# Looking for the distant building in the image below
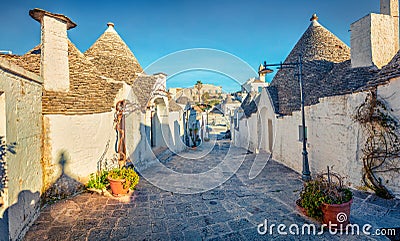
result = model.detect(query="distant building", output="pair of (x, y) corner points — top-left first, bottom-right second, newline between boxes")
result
(169, 83), (223, 104)
(241, 64), (271, 93)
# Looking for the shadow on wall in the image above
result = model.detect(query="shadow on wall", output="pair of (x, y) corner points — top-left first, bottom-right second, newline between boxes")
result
(42, 151), (84, 205)
(0, 190), (40, 241)
(1, 137), (16, 209)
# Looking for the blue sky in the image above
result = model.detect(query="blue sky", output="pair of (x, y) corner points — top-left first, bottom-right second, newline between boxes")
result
(1, 0), (378, 92)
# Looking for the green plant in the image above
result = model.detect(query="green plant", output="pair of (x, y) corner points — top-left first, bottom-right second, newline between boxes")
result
(86, 170), (109, 190)
(299, 171), (353, 219)
(108, 167), (139, 190)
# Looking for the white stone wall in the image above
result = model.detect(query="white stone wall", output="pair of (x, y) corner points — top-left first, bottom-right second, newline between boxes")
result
(130, 105), (186, 171)
(376, 77), (400, 195)
(168, 111), (186, 153)
(41, 15), (70, 91)
(44, 112), (118, 183)
(381, 0), (399, 52)
(0, 58), (43, 240)
(274, 93), (367, 188)
(234, 89), (276, 153)
(235, 115), (259, 152)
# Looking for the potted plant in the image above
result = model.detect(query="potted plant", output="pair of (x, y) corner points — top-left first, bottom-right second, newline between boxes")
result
(297, 168), (353, 229)
(86, 169), (109, 193)
(107, 167), (140, 196)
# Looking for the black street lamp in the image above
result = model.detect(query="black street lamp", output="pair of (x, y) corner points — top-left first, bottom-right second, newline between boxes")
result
(263, 55), (311, 181)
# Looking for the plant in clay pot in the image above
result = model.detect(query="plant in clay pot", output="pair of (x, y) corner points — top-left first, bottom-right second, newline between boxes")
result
(297, 167), (353, 229)
(107, 167), (139, 196)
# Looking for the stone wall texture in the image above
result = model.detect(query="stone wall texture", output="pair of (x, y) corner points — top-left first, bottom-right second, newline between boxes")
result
(0, 58), (43, 240)
(351, 13), (396, 69)
(43, 112), (118, 185)
(376, 77), (400, 195)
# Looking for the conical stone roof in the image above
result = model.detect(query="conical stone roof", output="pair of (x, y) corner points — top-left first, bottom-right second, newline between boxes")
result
(85, 23), (143, 85)
(268, 15), (351, 115)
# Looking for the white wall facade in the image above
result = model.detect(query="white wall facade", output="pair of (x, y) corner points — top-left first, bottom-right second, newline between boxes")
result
(43, 112), (118, 184)
(376, 77), (400, 195)
(273, 93), (367, 187)
(0, 58), (43, 240)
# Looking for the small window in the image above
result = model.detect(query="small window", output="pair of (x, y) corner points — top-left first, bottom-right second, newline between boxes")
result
(258, 87), (263, 93)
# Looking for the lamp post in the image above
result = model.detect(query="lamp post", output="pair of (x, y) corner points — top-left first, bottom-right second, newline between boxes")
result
(263, 55), (311, 181)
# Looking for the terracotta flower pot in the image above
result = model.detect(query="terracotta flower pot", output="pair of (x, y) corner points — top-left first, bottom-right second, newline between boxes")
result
(296, 199), (307, 216)
(321, 199), (352, 230)
(108, 177), (130, 196)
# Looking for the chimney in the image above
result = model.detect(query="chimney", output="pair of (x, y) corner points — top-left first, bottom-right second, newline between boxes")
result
(350, 0), (399, 69)
(29, 9), (77, 92)
(381, 0), (399, 52)
(258, 64), (266, 82)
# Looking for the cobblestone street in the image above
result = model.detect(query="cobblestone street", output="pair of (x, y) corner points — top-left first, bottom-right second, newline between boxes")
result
(24, 141), (400, 240)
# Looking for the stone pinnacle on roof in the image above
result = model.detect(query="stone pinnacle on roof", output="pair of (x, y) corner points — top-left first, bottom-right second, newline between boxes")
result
(106, 22), (117, 33)
(84, 22), (143, 85)
(310, 13), (318, 22)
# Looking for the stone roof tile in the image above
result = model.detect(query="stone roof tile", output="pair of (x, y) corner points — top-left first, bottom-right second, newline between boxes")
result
(368, 50), (400, 87)
(84, 23), (143, 85)
(0, 46), (41, 75)
(169, 98), (182, 112)
(240, 92), (258, 117)
(131, 75), (157, 111)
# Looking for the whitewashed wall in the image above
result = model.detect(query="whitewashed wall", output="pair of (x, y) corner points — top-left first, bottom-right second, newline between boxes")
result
(0, 59), (43, 240)
(234, 89), (276, 153)
(44, 112), (118, 183)
(168, 111), (186, 153)
(273, 93), (367, 188)
(376, 77), (400, 195)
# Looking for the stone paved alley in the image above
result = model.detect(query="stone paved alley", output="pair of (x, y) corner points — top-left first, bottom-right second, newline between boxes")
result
(24, 140), (400, 240)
